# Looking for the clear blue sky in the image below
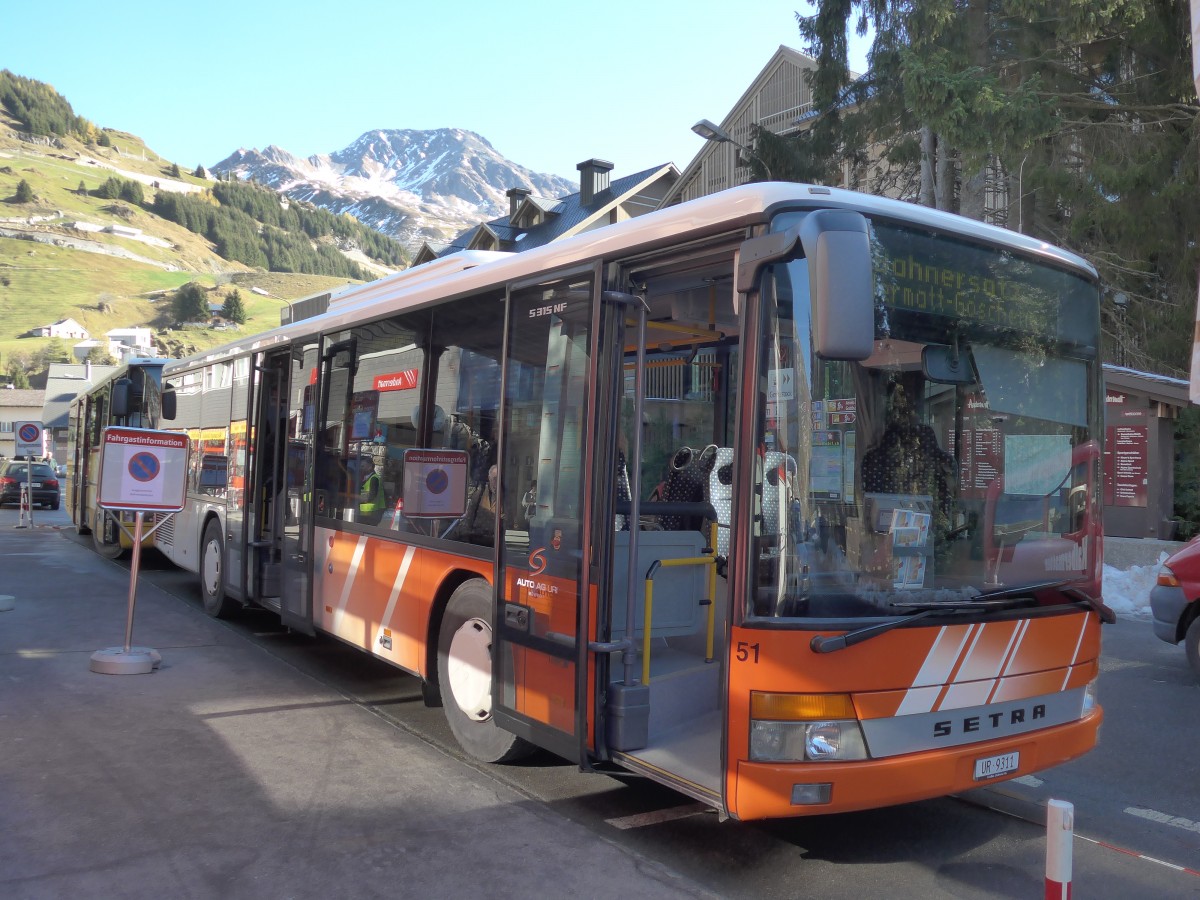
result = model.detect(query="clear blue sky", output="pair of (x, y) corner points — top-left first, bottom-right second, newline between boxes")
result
(4, 1), (869, 182)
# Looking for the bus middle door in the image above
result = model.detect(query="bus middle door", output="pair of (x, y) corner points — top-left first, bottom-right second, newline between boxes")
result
(491, 273), (598, 763)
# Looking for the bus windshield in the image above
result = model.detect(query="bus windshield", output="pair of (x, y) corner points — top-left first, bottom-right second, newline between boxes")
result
(750, 212), (1103, 620)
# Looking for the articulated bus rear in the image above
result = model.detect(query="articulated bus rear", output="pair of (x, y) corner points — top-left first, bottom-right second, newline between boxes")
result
(67, 359), (169, 558)
(155, 184), (1105, 820)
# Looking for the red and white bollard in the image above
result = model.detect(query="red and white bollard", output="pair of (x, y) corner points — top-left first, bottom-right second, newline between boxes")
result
(1045, 798), (1074, 899)
(15, 483), (31, 529)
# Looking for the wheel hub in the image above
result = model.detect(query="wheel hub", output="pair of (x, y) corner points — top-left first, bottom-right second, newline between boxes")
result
(447, 617), (493, 721)
(203, 539), (221, 595)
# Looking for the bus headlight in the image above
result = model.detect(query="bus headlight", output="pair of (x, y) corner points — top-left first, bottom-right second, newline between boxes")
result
(1082, 678), (1099, 715)
(749, 692), (869, 762)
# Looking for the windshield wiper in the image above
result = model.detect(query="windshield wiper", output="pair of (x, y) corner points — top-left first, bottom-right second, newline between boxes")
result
(810, 597), (1035, 654)
(976, 578), (1116, 624)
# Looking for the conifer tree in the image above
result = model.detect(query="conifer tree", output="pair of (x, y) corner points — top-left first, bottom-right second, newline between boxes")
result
(14, 179), (33, 202)
(220, 288), (247, 325)
(795, 0), (1200, 374)
(6, 361), (30, 389)
(172, 282), (210, 323)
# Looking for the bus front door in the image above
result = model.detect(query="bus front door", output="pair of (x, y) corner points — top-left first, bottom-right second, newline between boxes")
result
(491, 274), (598, 763)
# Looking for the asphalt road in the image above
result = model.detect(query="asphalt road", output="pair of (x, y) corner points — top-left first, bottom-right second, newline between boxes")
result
(20, 504), (1200, 898)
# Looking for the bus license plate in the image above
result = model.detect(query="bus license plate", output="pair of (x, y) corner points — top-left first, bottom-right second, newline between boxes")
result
(974, 751), (1019, 780)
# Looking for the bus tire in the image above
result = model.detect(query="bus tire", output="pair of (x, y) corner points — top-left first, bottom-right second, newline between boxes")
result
(201, 519), (236, 619)
(1185, 616), (1200, 679)
(437, 579), (534, 763)
(92, 509), (123, 559)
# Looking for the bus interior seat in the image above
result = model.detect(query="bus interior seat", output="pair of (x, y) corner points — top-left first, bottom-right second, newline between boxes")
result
(657, 444), (718, 531)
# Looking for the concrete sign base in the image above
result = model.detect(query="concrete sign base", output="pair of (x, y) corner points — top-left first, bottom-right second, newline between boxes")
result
(90, 647), (162, 675)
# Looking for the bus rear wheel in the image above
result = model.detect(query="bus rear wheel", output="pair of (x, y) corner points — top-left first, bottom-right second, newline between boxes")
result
(437, 579), (534, 763)
(92, 509), (123, 559)
(201, 519), (237, 619)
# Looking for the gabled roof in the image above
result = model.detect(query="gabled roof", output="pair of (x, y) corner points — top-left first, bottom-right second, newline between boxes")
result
(0, 389), (46, 409)
(414, 163), (678, 264)
(42, 363), (118, 428)
(411, 241), (450, 266)
(662, 45), (830, 207)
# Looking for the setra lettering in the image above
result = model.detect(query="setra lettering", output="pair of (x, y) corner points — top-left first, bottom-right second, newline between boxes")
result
(933, 704), (1046, 738)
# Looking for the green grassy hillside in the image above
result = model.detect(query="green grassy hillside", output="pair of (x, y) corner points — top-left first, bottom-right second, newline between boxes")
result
(0, 83), (396, 378)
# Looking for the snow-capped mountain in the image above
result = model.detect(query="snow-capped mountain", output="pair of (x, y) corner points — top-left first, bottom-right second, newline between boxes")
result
(211, 129), (577, 250)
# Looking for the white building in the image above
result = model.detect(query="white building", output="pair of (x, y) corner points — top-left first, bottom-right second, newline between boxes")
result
(104, 327), (155, 360)
(36, 318), (90, 340)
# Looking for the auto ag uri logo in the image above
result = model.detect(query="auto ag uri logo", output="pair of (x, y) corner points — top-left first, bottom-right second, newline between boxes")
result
(528, 547), (547, 575)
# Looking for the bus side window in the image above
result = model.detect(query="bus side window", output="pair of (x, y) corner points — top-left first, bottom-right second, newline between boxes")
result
(430, 291), (504, 547)
(317, 312), (428, 529)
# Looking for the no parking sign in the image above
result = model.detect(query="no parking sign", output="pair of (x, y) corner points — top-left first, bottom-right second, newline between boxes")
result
(98, 427), (189, 512)
(13, 420), (46, 457)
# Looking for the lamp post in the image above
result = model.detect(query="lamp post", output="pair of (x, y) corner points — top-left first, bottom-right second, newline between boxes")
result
(1112, 291), (1129, 367)
(692, 119), (773, 182)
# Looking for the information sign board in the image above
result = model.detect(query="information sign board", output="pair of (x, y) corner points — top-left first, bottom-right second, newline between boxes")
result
(98, 427), (190, 512)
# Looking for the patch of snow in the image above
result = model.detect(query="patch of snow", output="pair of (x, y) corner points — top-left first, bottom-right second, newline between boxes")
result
(1103, 553), (1168, 620)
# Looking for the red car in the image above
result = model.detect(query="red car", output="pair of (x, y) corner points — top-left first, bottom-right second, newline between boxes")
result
(1151, 537), (1200, 677)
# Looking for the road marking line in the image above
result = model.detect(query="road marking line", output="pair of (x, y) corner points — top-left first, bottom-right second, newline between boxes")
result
(1124, 806), (1200, 836)
(605, 802), (711, 830)
(1077, 834), (1200, 877)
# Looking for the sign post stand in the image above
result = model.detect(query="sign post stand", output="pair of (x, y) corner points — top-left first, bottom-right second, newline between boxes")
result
(89, 427), (189, 676)
(12, 421), (44, 530)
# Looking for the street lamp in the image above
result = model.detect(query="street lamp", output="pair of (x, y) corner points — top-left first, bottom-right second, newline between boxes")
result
(1111, 290), (1129, 367)
(691, 119), (773, 182)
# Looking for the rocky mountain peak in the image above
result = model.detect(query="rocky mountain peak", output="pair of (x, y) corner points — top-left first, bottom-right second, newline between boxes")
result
(211, 128), (577, 251)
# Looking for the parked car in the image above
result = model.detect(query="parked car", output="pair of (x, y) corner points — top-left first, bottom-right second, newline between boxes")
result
(0, 461), (60, 510)
(1150, 537), (1200, 677)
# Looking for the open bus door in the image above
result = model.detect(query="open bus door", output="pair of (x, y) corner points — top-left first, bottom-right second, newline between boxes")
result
(249, 345), (316, 634)
(490, 273), (598, 763)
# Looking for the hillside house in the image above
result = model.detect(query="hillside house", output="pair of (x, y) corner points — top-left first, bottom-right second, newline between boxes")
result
(71, 340), (105, 362)
(412, 159), (678, 265)
(35, 318), (90, 340)
(104, 327), (154, 360)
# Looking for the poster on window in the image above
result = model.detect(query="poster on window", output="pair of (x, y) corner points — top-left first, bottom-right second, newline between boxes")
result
(350, 390), (380, 442)
(402, 449), (469, 518)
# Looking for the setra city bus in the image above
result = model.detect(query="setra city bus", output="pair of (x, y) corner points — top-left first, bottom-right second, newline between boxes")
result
(155, 182), (1110, 819)
(66, 357), (172, 557)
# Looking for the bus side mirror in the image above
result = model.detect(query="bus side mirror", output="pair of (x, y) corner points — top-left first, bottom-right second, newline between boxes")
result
(799, 210), (874, 361)
(111, 378), (131, 418)
(161, 388), (177, 421)
(736, 211), (875, 361)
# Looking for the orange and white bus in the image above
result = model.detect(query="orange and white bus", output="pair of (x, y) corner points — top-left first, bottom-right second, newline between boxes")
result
(66, 358), (172, 558)
(156, 182), (1109, 819)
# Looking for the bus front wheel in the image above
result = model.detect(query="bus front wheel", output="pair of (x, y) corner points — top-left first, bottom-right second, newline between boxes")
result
(1185, 616), (1200, 679)
(437, 579), (533, 763)
(201, 519), (236, 619)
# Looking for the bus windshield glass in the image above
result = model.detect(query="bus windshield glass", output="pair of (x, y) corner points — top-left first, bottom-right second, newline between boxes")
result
(750, 212), (1102, 621)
